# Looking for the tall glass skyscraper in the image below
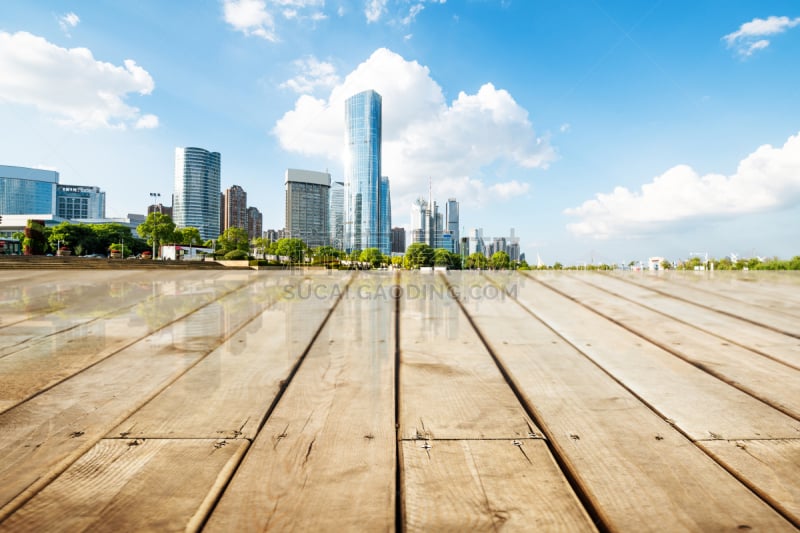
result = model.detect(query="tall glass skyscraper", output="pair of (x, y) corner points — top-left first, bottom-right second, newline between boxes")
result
(329, 181), (345, 250)
(173, 147), (221, 241)
(344, 90), (390, 255)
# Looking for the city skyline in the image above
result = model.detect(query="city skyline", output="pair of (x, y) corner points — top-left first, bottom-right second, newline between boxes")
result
(1, 2), (799, 264)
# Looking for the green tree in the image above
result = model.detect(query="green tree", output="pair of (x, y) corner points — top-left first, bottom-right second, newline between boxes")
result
(174, 227), (203, 246)
(465, 252), (488, 270)
(489, 251), (511, 270)
(391, 255), (404, 268)
(137, 213), (176, 258)
(433, 248), (462, 269)
(217, 227), (250, 254)
(252, 237), (271, 260)
(312, 246), (342, 266)
(553, 261), (564, 270)
(275, 238), (306, 263)
(359, 248), (384, 268)
(405, 243), (434, 269)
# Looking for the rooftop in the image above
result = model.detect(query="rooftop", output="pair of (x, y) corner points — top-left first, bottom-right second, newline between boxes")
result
(0, 269), (798, 531)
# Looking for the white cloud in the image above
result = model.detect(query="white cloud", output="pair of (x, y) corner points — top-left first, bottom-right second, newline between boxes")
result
(365, 0), (388, 23)
(222, 0), (326, 40)
(401, 4), (425, 25)
(273, 48), (552, 213)
(723, 15), (800, 57)
(565, 132), (800, 239)
(0, 31), (157, 130)
(223, 0), (277, 41)
(59, 12), (80, 36)
(280, 56), (340, 94)
(135, 114), (159, 129)
(560, 123), (570, 133)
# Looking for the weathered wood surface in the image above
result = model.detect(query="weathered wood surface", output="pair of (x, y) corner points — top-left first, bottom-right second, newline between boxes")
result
(458, 272), (797, 531)
(398, 272), (539, 440)
(0, 438), (249, 533)
(204, 275), (396, 532)
(618, 271), (800, 337)
(576, 272), (800, 370)
(0, 269), (798, 531)
(539, 272), (800, 419)
(400, 439), (596, 532)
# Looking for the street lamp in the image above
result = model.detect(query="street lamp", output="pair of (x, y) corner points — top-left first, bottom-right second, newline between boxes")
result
(149, 193), (161, 258)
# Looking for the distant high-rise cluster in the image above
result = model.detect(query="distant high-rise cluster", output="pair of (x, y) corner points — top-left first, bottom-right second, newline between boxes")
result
(344, 90), (391, 255)
(410, 195), (459, 253)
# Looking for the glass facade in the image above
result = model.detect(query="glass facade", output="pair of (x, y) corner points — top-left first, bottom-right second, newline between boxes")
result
(173, 147), (221, 241)
(0, 165), (58, 215)
(345, 90), (391, 254)
(329, 181), (345, 250)
(446, 198), (459, 254)
(379, 176), (391, 255)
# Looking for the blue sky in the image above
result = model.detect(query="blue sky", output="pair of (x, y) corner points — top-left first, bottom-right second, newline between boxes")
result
(1, 0), (799, 265)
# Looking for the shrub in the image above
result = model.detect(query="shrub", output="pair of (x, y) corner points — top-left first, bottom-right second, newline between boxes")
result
(223, 249), (249, 260)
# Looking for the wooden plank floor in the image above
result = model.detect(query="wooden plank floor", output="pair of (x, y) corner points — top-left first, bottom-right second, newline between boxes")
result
(0, 269), (798, 531)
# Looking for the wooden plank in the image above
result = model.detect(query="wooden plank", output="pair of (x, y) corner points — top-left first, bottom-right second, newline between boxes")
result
(0, 270), (220, 357)
(618, 271), (800, 337)
(0, 270), (131, 329)
(540, 273), (800, 419)
(401, 439), (597, 532)
(204, 275), (396, 532)
(453, 272), (796, 531)
(646, 271), (800, 313)
(0, 270), (149, 347)
(0, 272), (251, 413)
(0, 438), (248, 532)
(580, 272), (800, 370)
(699, 439), (800, 527)
(0, 277), (269, 520)
(111, 273), (349, 439)
(499, 272), (800, 441)
(398, 272), (539, 440)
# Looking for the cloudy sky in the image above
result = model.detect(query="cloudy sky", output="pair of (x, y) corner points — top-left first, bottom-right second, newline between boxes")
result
(1, 1), (798, 264)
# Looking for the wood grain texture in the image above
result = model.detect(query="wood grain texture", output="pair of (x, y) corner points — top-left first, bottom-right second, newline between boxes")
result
(401, 439), (597, 532)
(112, 274), (349, 439)
(0, 272), (251, 414)
(541, 273), (800, 419)
(699, 439), (800, 527)
(0, 277), (266, 520)
(618, 271), (800, 337)
(500, 272), (800, 441)
(456, 272), (796, 532)
(204, 275), (396, 532)
(579, 272), (800, 369)
(398, 272), (539, 440)
(0, 438), (248, 532)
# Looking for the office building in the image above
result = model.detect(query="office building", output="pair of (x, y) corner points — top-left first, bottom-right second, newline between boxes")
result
(223, 185), (247, 232)
(379, 176), (391, 254)
(329, 181), (345, 250)
(391, 227), (406, 253)
(0, 165), (58, 215)
(410, 197), (427, 245)
(173, 147), (221, 241)
(285, 169), (330, 249)
(344, 90), (390, 254)
(247, 206), (262, 240)
(56, 185), (105, 220)
(446, 198), (459, 254)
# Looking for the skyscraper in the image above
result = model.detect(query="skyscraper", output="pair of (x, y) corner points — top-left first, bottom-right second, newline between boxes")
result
(329, 181), (345, 250)
(379, 175), (391, 254)
(247, 206), (262, 240)
(344, 90), (390, 255)
(174, 147), (221, 241)
(223, 184), (247, 231)
(446, 198), (459, 254)
(285, 169), (330, 249)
